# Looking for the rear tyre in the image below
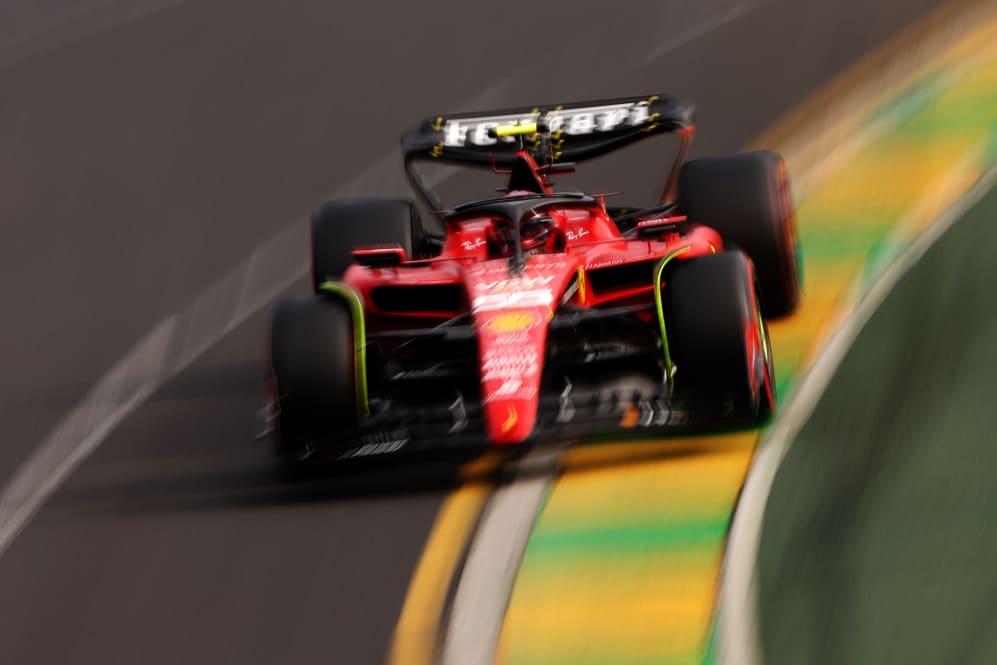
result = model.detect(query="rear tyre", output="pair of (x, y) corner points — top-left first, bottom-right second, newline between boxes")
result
(665, 251), (775, 424)
(269, 295), (359, 466)
(311, 197), (424, 292)
(678, 151), (801, 318)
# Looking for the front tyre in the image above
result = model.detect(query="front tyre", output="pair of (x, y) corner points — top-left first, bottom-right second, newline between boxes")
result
(665, 251), (776, 424)
(268, 295), (359, 466)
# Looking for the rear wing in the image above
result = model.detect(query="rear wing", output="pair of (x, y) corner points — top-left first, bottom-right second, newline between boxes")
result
(401, 94), (697, 212)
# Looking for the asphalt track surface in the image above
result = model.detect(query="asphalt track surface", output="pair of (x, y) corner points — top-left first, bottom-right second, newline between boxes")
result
(0, 1), (948, 663)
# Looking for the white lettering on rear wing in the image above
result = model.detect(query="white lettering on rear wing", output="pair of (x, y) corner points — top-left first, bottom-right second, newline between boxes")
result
(443, 101), (652, 148)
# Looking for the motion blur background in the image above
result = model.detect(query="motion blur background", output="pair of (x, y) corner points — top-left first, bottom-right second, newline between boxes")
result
(2, 1), (996, 664)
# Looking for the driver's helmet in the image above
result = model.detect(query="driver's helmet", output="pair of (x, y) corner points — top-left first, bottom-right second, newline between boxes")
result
(521, 214), (556, 252)
(487, 213), (557, 257)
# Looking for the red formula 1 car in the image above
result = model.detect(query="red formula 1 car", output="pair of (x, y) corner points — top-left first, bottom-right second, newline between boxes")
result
(265, 95), (801, 466)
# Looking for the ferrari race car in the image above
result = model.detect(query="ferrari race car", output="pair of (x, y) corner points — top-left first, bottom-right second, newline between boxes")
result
(265, 94), (801, 466)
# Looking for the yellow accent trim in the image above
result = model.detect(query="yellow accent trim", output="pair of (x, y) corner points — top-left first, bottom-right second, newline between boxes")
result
(492, 122), (539, 138)
(486, 312), (539, 334)
(619, 402), (640, 428)
(653, 245), (694, 393)
(318, 281), (370, 420)
(501, 406), (518, 433)
(577, 266), (587, 304)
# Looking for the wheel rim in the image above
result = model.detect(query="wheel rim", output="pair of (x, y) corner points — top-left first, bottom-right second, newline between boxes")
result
(745, 278), (776, 420)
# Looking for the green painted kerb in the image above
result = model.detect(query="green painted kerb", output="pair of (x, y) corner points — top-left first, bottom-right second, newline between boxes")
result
(654, 246), (693, 393)
(318, 281), (370, 420)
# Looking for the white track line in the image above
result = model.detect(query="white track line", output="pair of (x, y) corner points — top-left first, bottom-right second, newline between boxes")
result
(717, 164), (997, 665)
(643, 0), (767, 64)
(0, 317), (176, 556)
(0, 151), (413, 558)
(441, 444), (565, 665)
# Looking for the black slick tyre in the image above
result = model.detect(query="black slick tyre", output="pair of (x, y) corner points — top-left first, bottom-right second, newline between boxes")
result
(310, 197), (423, 292)
(269, 295), (359, 466)
(678, 151), (801, 318)
(665, 251), (776, 424)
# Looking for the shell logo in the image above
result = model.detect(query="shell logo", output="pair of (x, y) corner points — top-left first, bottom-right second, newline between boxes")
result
(486, 312), (539, 334)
